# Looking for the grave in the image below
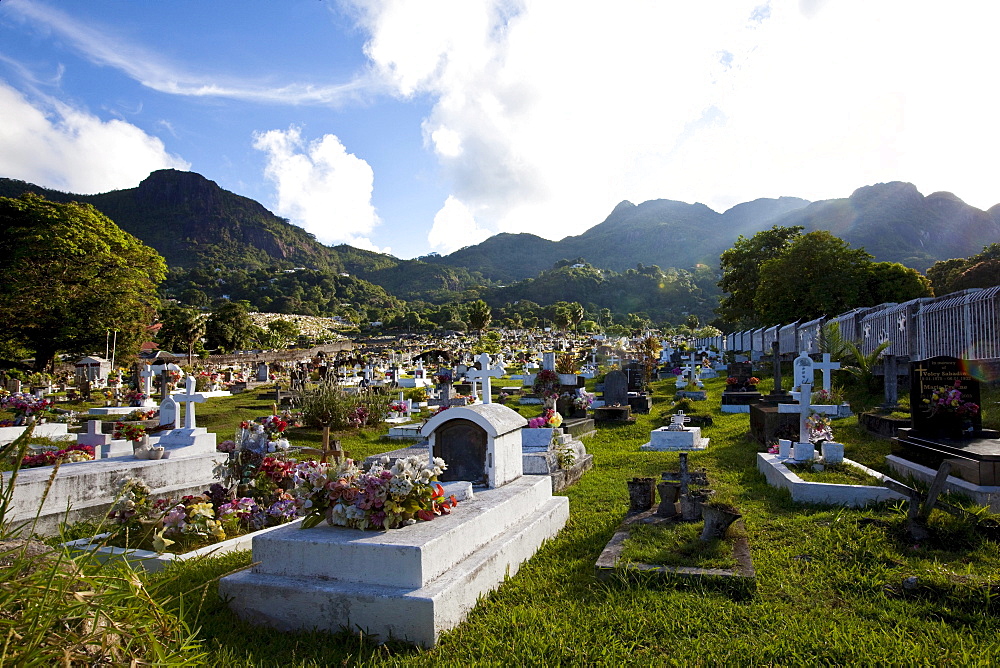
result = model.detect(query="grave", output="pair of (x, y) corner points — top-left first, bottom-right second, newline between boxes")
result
(720, 361), (761, 413)
(890, 356), (1000, 492)
(602, 370), (628, 407)
(220, 401), (569, 647)
(153, 377), (217, 455)
(521, 426), (594, 492)
(2, 451), (222, 535)
(640, 412), (709, 451)
(761, 342), (792, 404)
(756, 453), (904, 507)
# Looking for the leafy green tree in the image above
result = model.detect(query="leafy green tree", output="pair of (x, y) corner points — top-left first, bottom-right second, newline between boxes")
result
(717, 225), (802, 328)
(568, 302), (585, 331)
(205, 300), (256, 353)
(754, 231), (873, 326)
(863, 262), (932, 305)
(158, 305), (207, 365)
(0, 194), (166, 370)
(472, 331), (502, 356)
(467, 299), (492, 334)
(927, 243), (1000, 295)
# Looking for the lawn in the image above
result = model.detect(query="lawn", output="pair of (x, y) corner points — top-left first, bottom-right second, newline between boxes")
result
(37, 378), (1000, 664)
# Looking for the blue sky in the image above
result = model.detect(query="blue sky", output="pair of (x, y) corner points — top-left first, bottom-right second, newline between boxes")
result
(1, 1), (998, 259)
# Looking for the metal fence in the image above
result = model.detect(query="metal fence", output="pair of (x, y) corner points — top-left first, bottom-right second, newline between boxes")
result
(696, 285), (1000, 362)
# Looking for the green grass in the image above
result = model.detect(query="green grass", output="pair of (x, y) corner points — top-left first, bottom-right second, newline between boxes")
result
(42, 377), (1000, 665)
(620, 521), (738, 570)
(786, 461), (882, 486)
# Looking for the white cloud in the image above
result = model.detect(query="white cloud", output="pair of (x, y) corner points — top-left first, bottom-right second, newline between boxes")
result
(353, 0), (1000, 246)
(253, 126), (387, 251)
(428, 196), (492, 253)
(0, 80), (188, 193)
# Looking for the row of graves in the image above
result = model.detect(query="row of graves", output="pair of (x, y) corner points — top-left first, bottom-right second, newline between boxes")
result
(5, 349), (601, 647)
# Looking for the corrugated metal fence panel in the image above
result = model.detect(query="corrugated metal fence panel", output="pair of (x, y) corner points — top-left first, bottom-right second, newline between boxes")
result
(778, 321), (799, 355)
(859, 303), (898, 356)
(797, 317), (825, 354)
(763, 325), (781, 352)
(917, 287), (1000, 360)
(752, 328), (765, 354)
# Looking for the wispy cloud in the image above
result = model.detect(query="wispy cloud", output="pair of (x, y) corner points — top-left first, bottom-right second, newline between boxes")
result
(7, 0), (381, 105)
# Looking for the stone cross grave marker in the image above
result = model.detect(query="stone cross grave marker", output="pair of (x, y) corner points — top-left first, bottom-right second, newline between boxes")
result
(813, 353), (841, 393)
(178, 376), (207, 429)
(140, 365), (155, 398)
(77, 420), (111, 447)
(467, 353), (504, 404)
(604, 370), (628, 406)
(795, 382), (813, 444)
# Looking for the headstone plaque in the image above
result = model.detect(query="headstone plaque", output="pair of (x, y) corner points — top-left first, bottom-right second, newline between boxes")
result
(909, 356), (982, 436)
(603, 370), (628, 407)
(625, 362), (644, 392)
(432, 419), (488, 485)
(725, 362), (754, 390)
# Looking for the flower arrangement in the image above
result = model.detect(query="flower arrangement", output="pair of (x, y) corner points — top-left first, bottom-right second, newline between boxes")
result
(124, 408), (157, 422)
(497, 392), (510, 405)
(433, 372), (452, 386)
(124, 389), (147, 405)
(294, 455), (457, 530)
(572, 389), (595, 411)
(528, 408), (563, 429)
(105, 477), (298, 554)
(924, 380), (979, 417)
(21, 444), (94, 468)
(806, 413), (833, 443)
(113, 421), (146, 442)
(260, 415), (288, 439)
(813, 388), (843, 405)
(389, 401), (408, 413)
(532, 369), (560, 395)
(671, 367), (682, 376)
(0, 392), (52, 420)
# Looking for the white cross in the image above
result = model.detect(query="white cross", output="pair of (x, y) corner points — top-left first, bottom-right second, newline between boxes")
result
(797, 382), (813, 444)
(140, 365), (155, 397)
(467, 353), (504, 404)
(813, 353), (841, 393)
(177, 376), (206, 429)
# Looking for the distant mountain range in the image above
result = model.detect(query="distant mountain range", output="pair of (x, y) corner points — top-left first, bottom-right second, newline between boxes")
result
(2, 170), (998, 304)
(426, 182), (1000, 283)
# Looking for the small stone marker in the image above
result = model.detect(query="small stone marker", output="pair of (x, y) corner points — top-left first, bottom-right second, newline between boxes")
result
(793, 352), (815, 389)
(77, 420), (111, 447)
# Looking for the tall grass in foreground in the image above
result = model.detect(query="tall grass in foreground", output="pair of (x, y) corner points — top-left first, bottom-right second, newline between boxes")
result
(0, 423), (207, 664)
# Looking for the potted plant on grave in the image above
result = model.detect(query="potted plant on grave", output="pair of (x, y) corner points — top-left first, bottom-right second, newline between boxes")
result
(555, 354), (579, 386)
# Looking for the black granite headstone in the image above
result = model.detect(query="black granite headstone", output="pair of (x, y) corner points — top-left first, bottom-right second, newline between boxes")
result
(603, 370), (628, 406)
(625, 363), (644, 392)
(910, 356), (982, 436)
(725, 362), (755, 391)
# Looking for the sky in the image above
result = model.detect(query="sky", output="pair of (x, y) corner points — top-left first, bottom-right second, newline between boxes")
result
(1, 0), (999, 260)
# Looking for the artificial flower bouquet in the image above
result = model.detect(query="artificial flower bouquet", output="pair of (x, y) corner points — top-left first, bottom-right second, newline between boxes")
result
(113, 421), (147, 442)
(527, 408), (563, 429)
(21, 443), (94, 468)
(924, 380), (979, 416)
(294, 455), (457, 531)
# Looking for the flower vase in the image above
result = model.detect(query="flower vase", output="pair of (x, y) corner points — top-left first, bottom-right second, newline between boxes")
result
(700, 505), (742, 540)
(626, 477), (656, 513)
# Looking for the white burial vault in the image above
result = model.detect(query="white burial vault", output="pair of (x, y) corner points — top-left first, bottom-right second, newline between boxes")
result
(220, 402), (570, 647)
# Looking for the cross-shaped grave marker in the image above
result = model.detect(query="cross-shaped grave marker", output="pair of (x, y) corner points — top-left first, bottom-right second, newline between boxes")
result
(177, 375), (206, 429)
(813, 353), (841, 393)
(78, 419), (111, 447)
(467, 352), (504, 404)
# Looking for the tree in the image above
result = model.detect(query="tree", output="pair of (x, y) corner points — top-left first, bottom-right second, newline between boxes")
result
(754, 231), (873, 326)
(0, 194), (166, 370)
(467, 300), (492, 334)
(717, 225), (802, 328)
(568, 302), (585, 331)
(158, 305), (207, 365)
(863, 262), (932, 305)
(205, 300), (256, 353)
